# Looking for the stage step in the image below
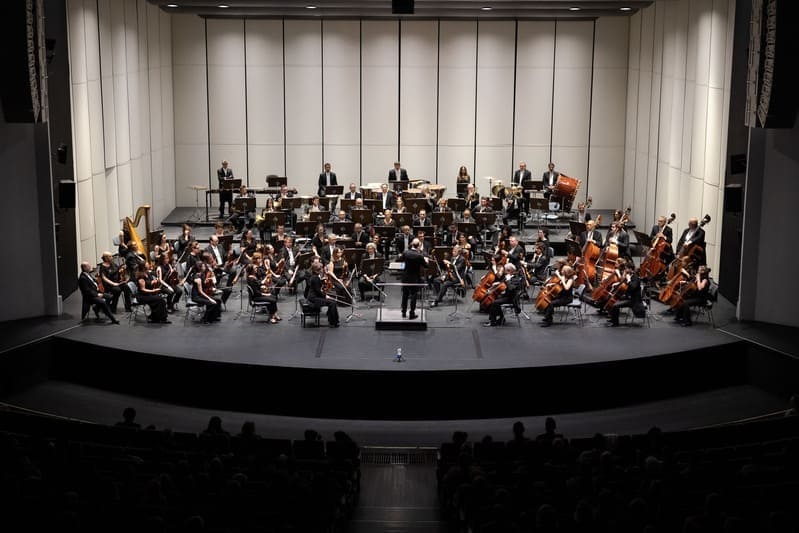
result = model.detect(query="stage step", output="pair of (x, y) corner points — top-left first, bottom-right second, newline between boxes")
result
(375, 309), (427, 330)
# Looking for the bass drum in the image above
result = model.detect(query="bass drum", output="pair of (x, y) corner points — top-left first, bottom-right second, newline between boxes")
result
(553, 174), (580, 200)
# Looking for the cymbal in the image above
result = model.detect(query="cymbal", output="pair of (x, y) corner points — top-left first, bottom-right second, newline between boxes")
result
(483, 176), (497, 181)
(188, 185), (208, 190)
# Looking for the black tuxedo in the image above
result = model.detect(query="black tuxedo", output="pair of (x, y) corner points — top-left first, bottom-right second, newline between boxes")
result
(351, 230), (370, 248)
(400, 247), (426, 315)
(377, 191), (396, 211)
(528, 253), (549, 281)
(414, 215), (432, 227)
(432, 254), (467, 303)
(508, 244), (525, 268)
(395, 232), (412, 255)
(650, 224), (674, 244)
(677, 226), (705, 250)
(579, 229), (603, 249)
(318, 171), (338, 196)
(217, 166), (234, 216)
(78, 271), (116, 322)
(606, 230), (630, 258)
(512, 169), (531, 186)
(388, 167), (408, 181)
(308, 274), (339, 326)
(542, 170), (559, 198)
(344, 191), (362, 201)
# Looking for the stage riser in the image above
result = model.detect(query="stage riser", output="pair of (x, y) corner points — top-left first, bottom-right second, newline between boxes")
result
(44, 337), (750, 420)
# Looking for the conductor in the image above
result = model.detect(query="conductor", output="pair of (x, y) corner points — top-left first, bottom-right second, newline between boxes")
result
(400, 238), (428, 319)
(217, 160), (234, 218)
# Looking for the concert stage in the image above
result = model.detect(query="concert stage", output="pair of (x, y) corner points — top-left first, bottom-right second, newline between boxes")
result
(3, 284), (778, 422)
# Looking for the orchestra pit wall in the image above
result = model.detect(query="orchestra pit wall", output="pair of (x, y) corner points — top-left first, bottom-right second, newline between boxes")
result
(66, 0), (175, 264)
(623, 0), (736, 275)
(170, 15), (629, 213)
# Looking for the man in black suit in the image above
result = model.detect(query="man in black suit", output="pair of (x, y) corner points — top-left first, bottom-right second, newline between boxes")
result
(400, 238), (428, 319)
(430, 245), (468, 307)
(484, 263), (523, 327)
(650, 215), (674, 245)
(512, 161), (532, 213)
(395, 225), (412, 257)
(78, 261), (119, 323)
(388, 162), (408, 182)
(344, 182), (362, 201)
(606, 221), (630, 260)
(377, 183), (396, 211)
(217, 160), (234, 218)
(351, 223), (370, 248)
(542, 162), (559, 200)
(676, 217), (706, 264)
(414, 209), (432, 227)
(307, 262), (339, 327)
(607, 264), (645, 327)
(318, 162), (337, 197)
(579, 220), (603, 249)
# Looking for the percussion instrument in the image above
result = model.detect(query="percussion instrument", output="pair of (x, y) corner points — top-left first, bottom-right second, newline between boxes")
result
(553, 174), (580, 202)
(430, 184), (446, 198)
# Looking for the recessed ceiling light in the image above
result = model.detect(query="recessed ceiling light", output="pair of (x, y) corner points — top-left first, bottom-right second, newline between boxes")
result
(218, 4), (229, 8)
(620, 6), (632, 11)
(306, 4), (317, 8)
(481, 6), (493, 11)
(166, 3), (178, 7)
(569, 6), (581, 11)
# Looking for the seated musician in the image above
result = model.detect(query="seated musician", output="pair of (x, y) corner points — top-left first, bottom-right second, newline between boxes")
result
(435, 197), (450, 212)
(78, 261), (118, 324)
(590, 257), (629, 312)
(395, 225), (412, 257)
(308, 195), (325, 213)
(416, 229), (432, 255)
(125, 241), (147, 277)
(351, 222), (369, 248)
(419, 184), (437, 213)
(430, 245), (468, 307)
(270, 223), (290, 248)
(392, 197), (407, 213)
(191, 262), (222, 323)
(674, 265), (710, 327)
(377, 183), (396, 211)
(541, 265), (577, 327)
(175, 223), (194, 260)
(484, 263), (523, 327)
(239, 229), (258, 265)
(202, 252), (233, 305)
(460, 209), (475, 224)
(134, 264), (170, 324)
(605, 221), (631, 260)
(579, 220), (603, 248)
(153, 233), (173, 264)
(278, 236), (304, 291)
(507, 236), (525, 270)
(344, 182), (362, 201)
(330, 209), (351, 223)
(311, 223), (328, 255)
(606, 264), (644, 327)
(185, 240), (203, 272)
(326, 247), (353, 305)
(155, 252), (182, 313)
(358, 242), (384, 301)
(206, 235), (227, 278)
(245, 263), (279, 323)
(464, 183), (480, 211)
(476, 197), (493, 213)
(231, 185), (256, 233)
(99, 251), (132, 312)
(414, 209), (432, 227)
(320, 233), (340, 264)
(527, 243), (550, 282)
(572, 201), (592, 223)
(307, 261), (339, 328)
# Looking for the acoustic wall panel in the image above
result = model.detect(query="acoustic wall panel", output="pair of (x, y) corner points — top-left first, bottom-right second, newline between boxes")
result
(400, 21), (438, 181)
(72, 81), (92, 183)
(514, 22), (555, 162)
(67, 0), (87, 86)
(689, 83), (708, 180)
(284, 21), (322, 189)
(475, 22), (514, 181)
(323, 21), (360, 181)
(105, 168), (120, 242)
(437, 21), (476, 182)
(361, 21), (399, 181)
(98, 0), (116, 168)
(703, 87), (724, 186)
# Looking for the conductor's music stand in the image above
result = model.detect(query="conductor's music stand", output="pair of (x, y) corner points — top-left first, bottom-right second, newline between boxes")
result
(187, 185), (208, 222)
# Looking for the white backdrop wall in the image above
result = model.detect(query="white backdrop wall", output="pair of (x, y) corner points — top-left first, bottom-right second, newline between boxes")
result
(172, 15), (629, 210)
(67, 0), (174, 263)
(623, 0), (735, 275)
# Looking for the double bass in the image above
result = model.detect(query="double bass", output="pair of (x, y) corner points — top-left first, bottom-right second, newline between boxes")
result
(639, 213), (676, 280)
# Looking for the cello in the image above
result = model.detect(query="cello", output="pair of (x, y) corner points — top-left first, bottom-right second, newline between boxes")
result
(602, 277), (629, 312)
(639, 213), (676, 280)
(535, 273), (564, 311)
(580, 214), (602, 285)
(479, 280), (507, 312)
(658, 267), (690, 304)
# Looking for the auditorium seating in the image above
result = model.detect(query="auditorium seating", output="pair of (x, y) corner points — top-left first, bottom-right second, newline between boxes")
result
(437, 416), (799, 532)
(0, 410), (360, 533)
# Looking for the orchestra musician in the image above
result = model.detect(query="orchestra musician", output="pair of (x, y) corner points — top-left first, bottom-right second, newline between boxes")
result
(457, 165), (471, 184)
(483, 263), (523, 327)
(541, 265), (577, 327)
(393, 197), (407, 213)
(464, 184), (480, 211)
(419, 184), (437, 213)
(155, 252), (182, 313)
(579, 220), (603, 248)
(326, 247), (353, 305)
(400, 238), (428, 319)
(512, 161), (532, 213)
(191, 261), (222, 323)
(153, 233), (173, 264)
(185, 240), (203, 272)
(217, 159), (234, 218)
(676, 217), (706, 259)
(344, 182), (362, 201)
(308, 261), (340, 327)
(394, 225), (412, 257)
(117, 230), (130, 259)
(674, 265), (711, 327)
(507, 236), (525, 270)
(320, 234), (340, 264)
(99, 251), (132, 312)
(135, 264), (170, 323)
(429, 245), (467, 308)
(606, 264), (644, 327)
(527, 243), (550, 281)
(503, 192), (522, 228)
(318, 162), (337, 197)
(435, 197), (451, 212)
(358, 242), (383, 301)
(542, 162), (559, 200)
(330, 209), (351, 224)
(246, 262), (279, 323)
(351, 222), (369, 248)
(388, 161), (408, 182)
(78, 261), (119, 323)
(416, 229), (432, 255)
(414, 209), (432, 227)
(231, 185), (256, 233)
(311, 224), (328, 256)
(606, 221), (631, 260)
(124, 241), (147, 278)
(573, 201), (592, 223)
(239, 229), (258, 265)
(377, 183), (396, 212)
(651, 215), (674, 245)
(175, 223), (194, 261)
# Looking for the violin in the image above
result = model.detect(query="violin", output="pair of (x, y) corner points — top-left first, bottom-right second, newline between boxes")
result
(203, 269), (216, 294)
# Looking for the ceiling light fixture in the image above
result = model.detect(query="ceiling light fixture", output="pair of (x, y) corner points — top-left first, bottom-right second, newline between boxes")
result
(218, 4), (229, 8)
(620, 6), (632, 11)
(481, 6), (493, 11)
(569, 6), (581, 11)
(305, 4), (317, 8)
(166, 3), (178, 7)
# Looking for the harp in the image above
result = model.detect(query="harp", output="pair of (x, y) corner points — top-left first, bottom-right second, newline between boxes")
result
(123, 205), (153, 259)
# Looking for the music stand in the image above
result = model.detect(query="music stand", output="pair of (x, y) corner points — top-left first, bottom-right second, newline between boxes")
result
(350, 209), (372, 225)
(266, 176), (288, 187)
(287, 251), (315, 321)
(391, 180), (410, 192)
(394, 213), (414, 228)
(323, 185), (343, 197)
(413, 226), (434, 238)
(407, 197), (431, 214)
(340, 198), (356, 212)
(221, 178), (242, 191)
(487, 197), (503, 211)
(187, 185), (208, 222)
(457, 222), (478, 236)
(279, 196), (302, 210)
(328, 221), (354, 236)
(633, 230), (652, 248)
(447, 198), (466, 212)
(528, 197), (550, 227)
(234, 197), (256, 214)
(474, 212), (496, 228)
(308, 211), (330, 224)
(264, 211), (286, 230)
(569, 221), (587, 239)
(432, 212), (454, 228)
(364, 198), (382, 212)
(294, 221), (317, 237)
(360, 257), (386, 306)
(317, 197), (334, 211)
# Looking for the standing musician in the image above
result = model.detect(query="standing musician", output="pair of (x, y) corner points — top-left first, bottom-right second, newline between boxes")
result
(191, 261), (222, 323)
(512, 161), (532, 213)
(456, 165), (471, 184)
(400, 238), (429, 319)
(579, 220), (603, 248)
(676, 217), (706, 262)
(674, 265), (711, 327)
(377, 183), (396, 212)
(246, 262), (280, 323)
(318, 162), (337, 197)
(464, 183), (480, 211)
(503, 192), (522, 228)
(484, 263), (522, 327)
(308, 261), (340, 327)
(606, 264), (644, 327)
(358, 242), (384, 301)
(78, 261), (119, 323)
(134, 264), (170, 323)
(99, 251), (132, 313)
(573, 201), (592, 223)
(429, 245), (467, 308)
(542, 162), (560, 200)
(217, 159), (234, 219)
(388, 161), (409, 183)
(541, 264), (577, 327)
(605, 221), (630, 261)
(155, 252), (182, 313)
(650, 215), (675, 265)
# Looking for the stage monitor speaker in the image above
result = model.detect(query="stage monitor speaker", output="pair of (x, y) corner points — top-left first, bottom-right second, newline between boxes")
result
(745, 0), (799, 128)
(392, 0), (414, 14)
(58, 180), (75, 209)
(0, 2), (44, 123)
